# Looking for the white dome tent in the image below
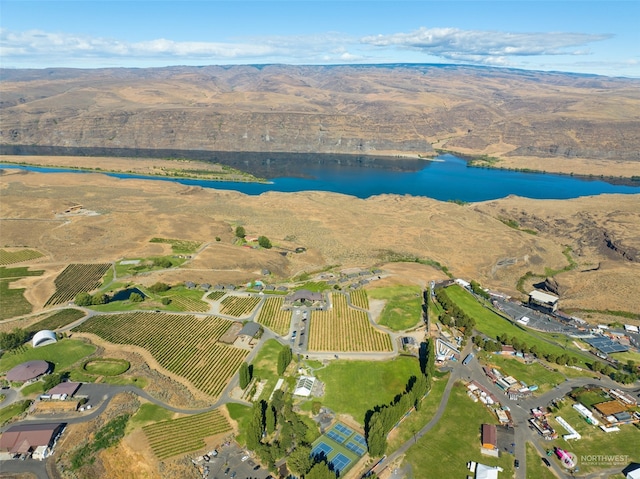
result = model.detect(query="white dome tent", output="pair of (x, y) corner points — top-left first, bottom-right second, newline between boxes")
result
(32, 330), (57, 348)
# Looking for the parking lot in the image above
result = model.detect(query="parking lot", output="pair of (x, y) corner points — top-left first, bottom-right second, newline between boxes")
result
(202, 442), (272, 479)
(494, 299), (578, 335)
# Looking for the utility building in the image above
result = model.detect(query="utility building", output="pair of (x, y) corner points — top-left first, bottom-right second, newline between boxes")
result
(528, 290), (559, 313)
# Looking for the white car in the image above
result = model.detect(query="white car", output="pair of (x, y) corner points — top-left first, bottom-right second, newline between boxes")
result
(241, 455), (249, 462)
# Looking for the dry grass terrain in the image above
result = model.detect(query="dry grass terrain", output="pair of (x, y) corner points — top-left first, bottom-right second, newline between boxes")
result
(1, 170), (637, 320)
(2, 65), (639, 177)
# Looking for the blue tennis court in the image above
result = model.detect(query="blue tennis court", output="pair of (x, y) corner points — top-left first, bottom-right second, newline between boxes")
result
(352, 434), (367, 447)
(311, 441), (333, 458)
(327, 429), (347, 444)
(345, 441), (366, 456)
(334, 424), (353, 436)
(331, 453), (352, 473)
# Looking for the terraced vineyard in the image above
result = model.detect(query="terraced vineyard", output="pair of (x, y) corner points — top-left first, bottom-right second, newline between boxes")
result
(308, 293), (392, 352)
(349, 289), (369, 309)
(75, 312), (248, 397)
(220, 295), (261, 317)
(166, 295), (209, 312)
(256, 297), (291, 335)
(143, 408), (231, 459)
(207, 291), (226, 301)
(0, 249), (44, 265)
(44, 263), (111, 306)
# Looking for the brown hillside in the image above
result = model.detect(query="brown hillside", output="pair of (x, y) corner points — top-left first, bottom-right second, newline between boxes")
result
(2, 65), (639, 176)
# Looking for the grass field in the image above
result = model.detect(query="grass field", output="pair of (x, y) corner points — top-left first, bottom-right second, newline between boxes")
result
(83, 358), (130, 376)
(226, 403), (252, 446)
(315, 356), (423, 424)
(387, 372), (449, 451)
(479, 354), (566, 394)
(545, 399), (640, 473)
(250, 339), (287, 401)
(0, 400), (31, 426)
(404, 382), (514, 478)
(367, 285), (423, 331)
(149, 237), (202, 254)
(572, 387), (610, 408)
(444, 285), (590, 367)
(526, 442), (556, 479)
(0, 339), (96, 374)
(128, 403), (174, 431)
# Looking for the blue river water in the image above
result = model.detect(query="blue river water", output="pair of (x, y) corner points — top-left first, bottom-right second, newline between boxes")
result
(2, 154), (638, 202)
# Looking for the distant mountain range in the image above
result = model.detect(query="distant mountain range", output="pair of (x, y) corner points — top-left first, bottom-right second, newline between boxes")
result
(1, 64), (639, 162)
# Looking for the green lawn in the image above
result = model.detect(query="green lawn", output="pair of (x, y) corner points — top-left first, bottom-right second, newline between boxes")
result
(20, 381), (45, 397)
(83, 358), (130, 376)
(315, 356), (423, 424)
(387, 372), (449, 451)
(0, 400), (31, 426)
(545, 400), (640, 473)
(480, 354), (565, 394)
(526, 442), (556, 479)
(368, 285), (423, 331)
(572, 387), (610, 408)
(251, 339), (287, 401)
(226, 403), (252, 446)
(128, 402), (175, 431)
(0, 339), (96, 374)
(404, 382), (514, 478)
(444, 285), (590, 367)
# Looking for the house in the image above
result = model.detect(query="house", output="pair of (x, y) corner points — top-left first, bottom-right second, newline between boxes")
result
(200, 283), (211, 291)
(184, 281), (196, 289)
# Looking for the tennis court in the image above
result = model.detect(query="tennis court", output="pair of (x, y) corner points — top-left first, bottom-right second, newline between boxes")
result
(310, 421), (367, 476)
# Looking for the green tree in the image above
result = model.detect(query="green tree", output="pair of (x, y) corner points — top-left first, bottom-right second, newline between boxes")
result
(258, 236), (272, 249)
(265, 404), (276, 434)
(239, 361), (251, 389)
(277, 347), (292, 375)
(91, 293), (109, 305)
(287, 445), (313, 476)
(235, 226), (246, 238)
(75, 292), (93, 306)
(129, 292), (144, 302)
(152, 257), (172, 268)
(0, 328), (30, 350)
(43, 373), (62, 391)
(149, 282), (170, 293)
(161, 297), (172, 305)
(307, 463), (335, 479)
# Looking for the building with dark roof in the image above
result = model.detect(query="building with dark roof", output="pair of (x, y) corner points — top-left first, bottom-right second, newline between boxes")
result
(6, 360), (50, 382)
(239, 322), (261, 339)
(481, 424), (497, 450)
(0, 423), (65, 456)
(47, 382), (81, 398)
(287, 289), (323, 303)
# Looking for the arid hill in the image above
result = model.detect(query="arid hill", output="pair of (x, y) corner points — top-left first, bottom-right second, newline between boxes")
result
(1, 171), (638, 321)
(2, 64), (640, 175)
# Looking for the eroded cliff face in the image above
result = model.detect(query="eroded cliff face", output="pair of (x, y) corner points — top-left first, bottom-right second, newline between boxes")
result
(1, 64), (640, 160)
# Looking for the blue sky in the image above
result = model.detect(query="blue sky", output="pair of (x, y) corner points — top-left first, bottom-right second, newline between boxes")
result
(1, 1), (638, 77)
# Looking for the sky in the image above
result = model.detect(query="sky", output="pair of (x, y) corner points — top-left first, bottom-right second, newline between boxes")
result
(1, 1), (638, 77)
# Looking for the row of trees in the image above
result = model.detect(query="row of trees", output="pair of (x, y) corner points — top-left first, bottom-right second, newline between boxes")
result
(75, 292), (110, 306)
(469, 280), (490, 300)
(365, 338), (435, 457)
(277, 346), (293, 375)
(239, 361), (253, 389)
(434, 287), (476, 339)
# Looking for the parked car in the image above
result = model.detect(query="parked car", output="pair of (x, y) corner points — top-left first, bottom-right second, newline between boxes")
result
(542, 458), (551, 467)
(514, 459), (519, 469)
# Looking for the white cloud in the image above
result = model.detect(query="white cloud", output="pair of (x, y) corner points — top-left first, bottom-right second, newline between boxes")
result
(360, 27), (613, 64)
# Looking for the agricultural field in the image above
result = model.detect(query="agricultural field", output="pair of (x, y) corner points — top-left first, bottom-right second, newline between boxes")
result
(0, 266), (45, 278)
(255, 297), (291, 335)
(349, 289), (369, 310)
(308, 293), (392, 352)
(367, 285), (422, 331)
(0, 248), (43, 265)
(149, 237), (202, 254)
(0, 279), (33, 320)
(143, 408), (231, 460)
(25, 308), (85, 333)
(314, 356), (424, 424)
(220, 294), (261, 317)
(44, 263), (112, 306)
(206, 291), (226, 301)
(163, 294), (210, 312)
(75, 312), (248, 397)
(0, 339), (96, 373)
